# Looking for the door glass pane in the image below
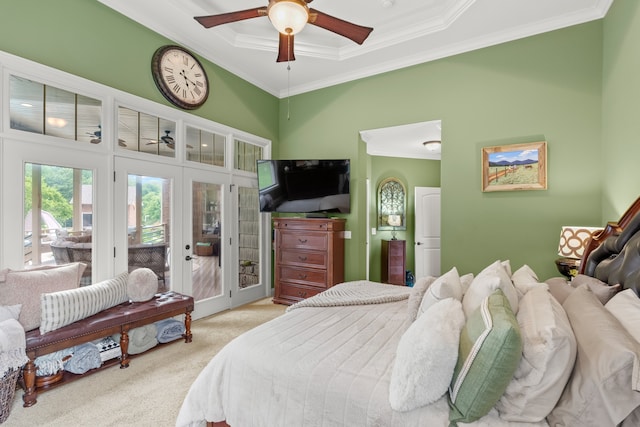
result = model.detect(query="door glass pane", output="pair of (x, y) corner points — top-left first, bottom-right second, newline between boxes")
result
(127, 175), (171, 292)
(192, 182), (222, 301)
(238, 186), (260, 288)
(24, 163), (94, 285)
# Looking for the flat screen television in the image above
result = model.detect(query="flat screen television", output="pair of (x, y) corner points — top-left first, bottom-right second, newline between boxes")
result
(257, 159), (350, 214)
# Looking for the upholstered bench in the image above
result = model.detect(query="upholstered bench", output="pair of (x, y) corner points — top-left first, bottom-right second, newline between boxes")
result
(22, 291), (194, 407)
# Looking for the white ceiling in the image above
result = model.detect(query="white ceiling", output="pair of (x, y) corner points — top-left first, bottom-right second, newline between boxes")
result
(99, 0), (613, 99)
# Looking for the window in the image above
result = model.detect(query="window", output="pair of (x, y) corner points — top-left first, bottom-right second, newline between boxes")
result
(9, 75), (102, 144)
(118, 107), (177, 158)
(234, 139), (263, 172)
(186, 126), (226, 166)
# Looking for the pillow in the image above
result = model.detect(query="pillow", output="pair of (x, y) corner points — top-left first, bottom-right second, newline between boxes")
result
(511, 264), (546, 296)
(501, 260), (512, 277)
(128, 268), (158, 302)
(496, 286), (577, 422)
(605, 288), (640, 343)
(459, 273), (474, 295)
(0, 304), (21, 322)
(417, 267), (463, 316)
(545, 277), (573, 304)
(547, 286), (640, 426)
(405, 276), (436, 326)
(0, 263), (85, 331)
(389, 298), (465, 412)
(449, 289), (522, 425)
(462, 260), (519, 318)
(572, 274), (621, 304)
(39, 271), (129, 334)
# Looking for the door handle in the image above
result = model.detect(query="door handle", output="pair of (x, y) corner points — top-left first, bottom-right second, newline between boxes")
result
(416, 242), (423, 245)
(185, 255), (194, 261)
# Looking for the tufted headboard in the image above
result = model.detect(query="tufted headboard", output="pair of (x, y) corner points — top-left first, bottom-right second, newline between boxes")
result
(580, 196), (640, 296)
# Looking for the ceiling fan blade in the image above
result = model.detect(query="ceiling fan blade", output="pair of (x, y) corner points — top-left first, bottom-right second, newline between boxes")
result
(276, 33), (296, 63)
(309, 9), (373, 45)
(194, 7), (267, 28)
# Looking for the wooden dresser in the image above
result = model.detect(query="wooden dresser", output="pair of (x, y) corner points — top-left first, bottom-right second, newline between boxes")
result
(273, 217), (346, 305)
(381, 239), (406, 285)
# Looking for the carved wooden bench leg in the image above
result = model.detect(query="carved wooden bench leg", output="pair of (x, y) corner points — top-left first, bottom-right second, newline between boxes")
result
(22, 359), (37, 407)
(119, 326), (130, 368)
(184, 312), (193, 343)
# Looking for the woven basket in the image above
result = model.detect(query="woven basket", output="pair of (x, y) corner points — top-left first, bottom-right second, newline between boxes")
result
(0, 368), (20, 424)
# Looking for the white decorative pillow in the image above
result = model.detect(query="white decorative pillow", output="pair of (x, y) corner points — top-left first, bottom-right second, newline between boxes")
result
(405, 276), (436, 326)
(0, 304), (21, 322)
(128, 268), (158, 302)
(417, 267), (463, 316)
(511, 264), (546, 296)
(496, 286), (577, 422)
(460, 273), (474, 295)
(462, 260), (519, 318)
(0, 263), (85, 331)
(501, 260), (513, 277)
(39, 272), (129, 334)
(389, 298), (465, 412)
(605, 288), (640, 343)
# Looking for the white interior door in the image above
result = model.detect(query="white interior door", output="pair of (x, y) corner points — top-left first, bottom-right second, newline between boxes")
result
(414, 187), (441, 278)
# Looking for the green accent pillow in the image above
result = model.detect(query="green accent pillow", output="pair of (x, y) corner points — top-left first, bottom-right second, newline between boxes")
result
(448, 288), (522, 425)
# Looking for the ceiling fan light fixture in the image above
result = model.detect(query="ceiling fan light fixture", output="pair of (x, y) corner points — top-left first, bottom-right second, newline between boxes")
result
(268, 0), (309, 35)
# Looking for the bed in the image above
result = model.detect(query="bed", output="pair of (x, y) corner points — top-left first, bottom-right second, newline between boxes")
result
(177, 197), (640, 427)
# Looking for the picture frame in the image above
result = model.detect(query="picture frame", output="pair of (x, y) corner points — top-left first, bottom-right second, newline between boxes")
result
(481, 141), (547, 192)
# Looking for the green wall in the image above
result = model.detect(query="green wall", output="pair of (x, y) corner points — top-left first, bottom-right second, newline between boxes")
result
(602, 0), (640, 219)
(0, 0), (279, 142)
(279, 22), (604, 281)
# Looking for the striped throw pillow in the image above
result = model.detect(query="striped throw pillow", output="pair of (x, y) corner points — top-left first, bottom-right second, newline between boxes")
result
(39, 272), (129, 334)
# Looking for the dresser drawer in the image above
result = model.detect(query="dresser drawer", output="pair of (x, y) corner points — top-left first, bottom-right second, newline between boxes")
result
(280, 232), (327, 251)
(275, 282), (324, 304)
(279, 249), (327, 268)
(278, 266), (327, 287)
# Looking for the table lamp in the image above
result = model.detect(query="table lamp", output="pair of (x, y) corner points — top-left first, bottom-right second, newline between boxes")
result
(556, 226), (603, 279)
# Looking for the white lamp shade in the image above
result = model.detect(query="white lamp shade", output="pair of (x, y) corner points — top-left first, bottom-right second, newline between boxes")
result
(557, 226), (603, 259)
(268, 0), (309, 35)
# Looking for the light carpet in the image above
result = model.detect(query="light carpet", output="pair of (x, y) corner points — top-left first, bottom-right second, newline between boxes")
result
(5, 298), (286, 427)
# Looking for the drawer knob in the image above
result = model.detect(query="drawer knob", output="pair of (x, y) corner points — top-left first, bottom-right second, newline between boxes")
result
(297, 290), (307, 297)
(298, 256), (307, 261)
(298, 273), (307, 279)
(298, 238), (308, 244)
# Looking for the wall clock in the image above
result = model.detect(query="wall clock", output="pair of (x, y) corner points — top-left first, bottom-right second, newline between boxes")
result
(377, 177), (407, 231)
(151, 45), (209, 110)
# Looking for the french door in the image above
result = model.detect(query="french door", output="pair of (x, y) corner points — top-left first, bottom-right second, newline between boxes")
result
(182, 167), (232, 318)
(115, 158), (268, 320)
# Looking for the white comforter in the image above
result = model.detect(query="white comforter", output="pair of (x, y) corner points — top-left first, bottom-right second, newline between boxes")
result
(176, 283), (548, 427)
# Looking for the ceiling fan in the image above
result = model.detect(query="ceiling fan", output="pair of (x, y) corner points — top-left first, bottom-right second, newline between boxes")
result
(194, 0), (373, 62)
(87, 125), (127, 147)
(146, 130), (194, 150)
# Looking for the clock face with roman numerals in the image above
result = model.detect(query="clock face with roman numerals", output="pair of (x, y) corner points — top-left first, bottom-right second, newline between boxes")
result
(151, 45), (209, 110)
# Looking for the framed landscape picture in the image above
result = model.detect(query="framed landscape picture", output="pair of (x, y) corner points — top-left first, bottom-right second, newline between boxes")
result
(481, 141), (547, 192)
